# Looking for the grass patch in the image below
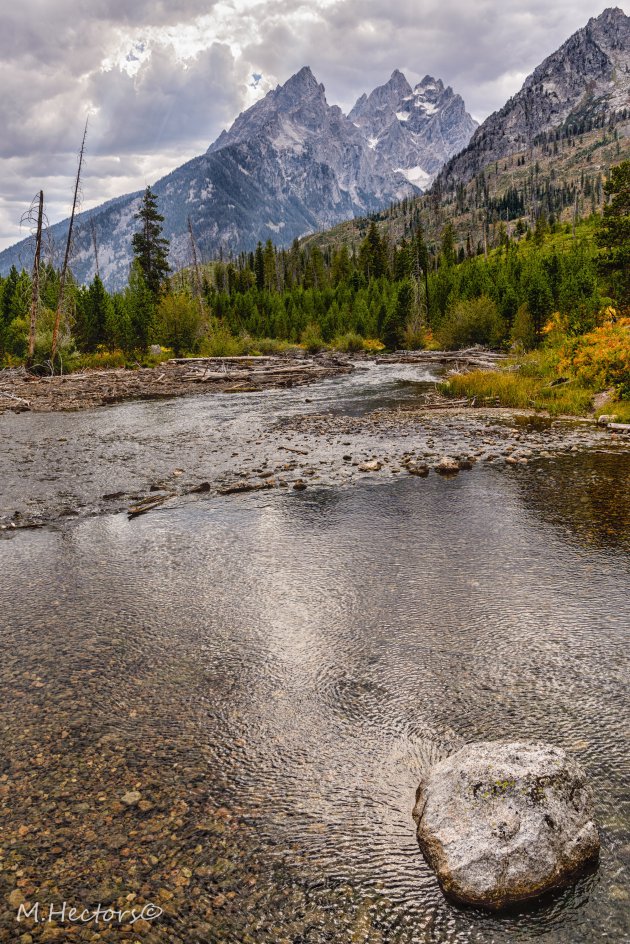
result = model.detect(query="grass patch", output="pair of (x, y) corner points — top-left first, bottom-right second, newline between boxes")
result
(440, 339), (630, 419)
(595, 400), (630, 423)
(439, 349), (600, 416)
(441, 368), (595, 415)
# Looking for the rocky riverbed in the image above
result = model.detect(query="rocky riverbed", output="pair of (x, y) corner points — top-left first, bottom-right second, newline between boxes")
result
(1, 373), (628, 531)
(1, 360), (629, 944)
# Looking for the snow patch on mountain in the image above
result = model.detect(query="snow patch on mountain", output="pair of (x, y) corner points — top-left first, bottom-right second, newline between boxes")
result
(397, 165), (433, 189)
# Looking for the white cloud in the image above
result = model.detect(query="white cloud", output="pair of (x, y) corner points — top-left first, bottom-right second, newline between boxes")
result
(0, 0), (625, 248)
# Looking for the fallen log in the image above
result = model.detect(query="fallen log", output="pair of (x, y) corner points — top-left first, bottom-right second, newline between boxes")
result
(0, 392), (31, 407)
(279, 445), (309, 455)
(127, 494), (173, 518)
(218, 480), (275, 496)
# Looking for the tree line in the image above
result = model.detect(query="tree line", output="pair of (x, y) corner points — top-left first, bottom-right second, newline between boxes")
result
(0, 161), (627, 365)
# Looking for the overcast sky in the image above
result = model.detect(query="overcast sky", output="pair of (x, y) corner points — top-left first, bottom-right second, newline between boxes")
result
(0, 0), (624, 249)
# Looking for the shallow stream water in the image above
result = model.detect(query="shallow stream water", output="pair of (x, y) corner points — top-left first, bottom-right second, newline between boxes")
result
(0, 366), (628, 943)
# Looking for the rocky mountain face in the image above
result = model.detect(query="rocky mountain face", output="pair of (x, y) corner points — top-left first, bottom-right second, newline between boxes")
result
(439, 6), (630, 189)
(349, 71), (478, 187)
(0, 66), (476, 290)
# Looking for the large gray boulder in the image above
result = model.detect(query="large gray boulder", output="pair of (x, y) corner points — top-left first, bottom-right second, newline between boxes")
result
(412, 742), (599, 910)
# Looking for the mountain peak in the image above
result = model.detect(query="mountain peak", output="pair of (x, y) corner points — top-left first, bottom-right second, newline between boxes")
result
(587, 5), (630, 36)
(387, 69), (412, 91)
(418, 75), (441, 88)
(349, 69), (477, 180)
(281, 65), (323, 96)
(349, 70), (412, 123)
(593, 6), (627, 23)
(439, 6), (630, 189)
(208, 65), (327, 155)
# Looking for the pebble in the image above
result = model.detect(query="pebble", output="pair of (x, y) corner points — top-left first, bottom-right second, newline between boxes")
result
(435, 457), (460, 474)
(120, 791), (143, 807)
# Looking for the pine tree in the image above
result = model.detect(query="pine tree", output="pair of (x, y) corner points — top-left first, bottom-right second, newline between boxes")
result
(124, 261), (155, 351)
(440, 223), (456, 267)
(383, 280), (413, 350)
(254, 242), (265, 291)
(359, 223), (387, 280)
(131, 187), (171, 296)
(596, 160), (630, 308)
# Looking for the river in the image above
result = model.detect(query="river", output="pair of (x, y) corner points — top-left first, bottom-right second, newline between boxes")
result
(0, 364), (628, 943)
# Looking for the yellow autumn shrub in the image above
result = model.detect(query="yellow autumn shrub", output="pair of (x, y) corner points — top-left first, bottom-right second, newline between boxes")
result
(559, 315), (630, 395)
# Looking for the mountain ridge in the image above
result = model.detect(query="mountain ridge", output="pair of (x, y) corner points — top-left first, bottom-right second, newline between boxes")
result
(1, 8), (627, 290)
(438, 6), (630, 190)
(0, 66), (476, 290)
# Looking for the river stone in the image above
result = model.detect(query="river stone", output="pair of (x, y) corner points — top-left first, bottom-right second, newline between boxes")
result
(435, 457), (459, 474)
(412, 742), (599, 911)
(597, 414), (619, 425)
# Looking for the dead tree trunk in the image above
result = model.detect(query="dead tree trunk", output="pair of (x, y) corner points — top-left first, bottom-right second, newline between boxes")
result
(90, 216), (100, 278)
(28, 190), (44, 365)
(187, 215), (205, 317)
(51, 119), (88, 363)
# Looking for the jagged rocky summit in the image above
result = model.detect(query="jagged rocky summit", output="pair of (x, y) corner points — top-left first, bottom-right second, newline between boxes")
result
(440, 6), (630, 188)
(350, 71), (478, 187)
(0, 66), (476, 291)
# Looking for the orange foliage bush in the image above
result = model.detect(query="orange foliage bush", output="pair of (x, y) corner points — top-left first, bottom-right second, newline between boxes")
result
(559, 314), (630, 394)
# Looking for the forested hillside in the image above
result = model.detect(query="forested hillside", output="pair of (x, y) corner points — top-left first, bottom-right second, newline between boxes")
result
(0, 150), (627, 417)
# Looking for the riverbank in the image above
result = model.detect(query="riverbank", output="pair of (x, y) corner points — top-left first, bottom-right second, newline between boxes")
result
(439, 332), (630, 423)
(0, 349), (508, 416)
(0, 354), (354, 414)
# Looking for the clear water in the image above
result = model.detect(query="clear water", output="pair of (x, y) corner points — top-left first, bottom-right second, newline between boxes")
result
(0, 370), (628, 944)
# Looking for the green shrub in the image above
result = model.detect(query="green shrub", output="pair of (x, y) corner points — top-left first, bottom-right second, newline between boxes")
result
(199, 327), (244, 357)
(438, 295), (506, 350)
(254, 337), (299, 355)
(66, 348), (128, 371)
(510, 304), (537, 351)
(155, 293), (205, 355)
(333, 332), (365, 352)
(403, 323), (426, 350)
(301, 323), (327, 353)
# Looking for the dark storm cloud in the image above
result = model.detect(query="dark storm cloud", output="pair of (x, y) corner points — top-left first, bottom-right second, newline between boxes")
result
(0, 0), (624, 247)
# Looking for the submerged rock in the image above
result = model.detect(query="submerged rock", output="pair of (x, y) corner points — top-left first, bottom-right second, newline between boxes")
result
(120, 790), (143, 807)
(435, 457), (460, 475)
(412, 741), (599, 911)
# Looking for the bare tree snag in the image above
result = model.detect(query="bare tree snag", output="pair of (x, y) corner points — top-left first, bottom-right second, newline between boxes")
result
(28, 191), (44, 366)
(51, 118), (88, 363)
